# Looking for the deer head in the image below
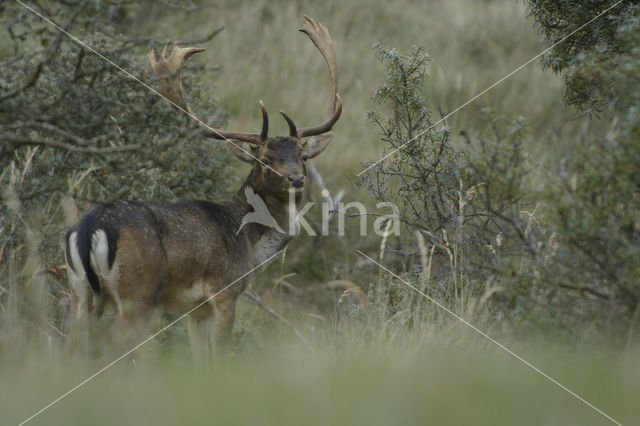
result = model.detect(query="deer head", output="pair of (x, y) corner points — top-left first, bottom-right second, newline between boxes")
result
(148, 16), (342, 199)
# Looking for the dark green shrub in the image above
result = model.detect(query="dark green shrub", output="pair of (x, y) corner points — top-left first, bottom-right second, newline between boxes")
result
(527, 1), (640, 330)
(1, 1), (235, 264)
(359, 44), (539, 322)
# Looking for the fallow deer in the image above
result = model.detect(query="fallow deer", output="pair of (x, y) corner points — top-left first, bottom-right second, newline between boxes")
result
(65, 16), (341, 358)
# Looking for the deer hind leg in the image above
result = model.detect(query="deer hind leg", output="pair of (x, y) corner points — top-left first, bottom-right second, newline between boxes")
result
(66, 232), (91, 320)
(95, 228), (167, 358)
(65, 231), (93, 353)
(67, 275), (92, 354)
(67, 269), (92, 323)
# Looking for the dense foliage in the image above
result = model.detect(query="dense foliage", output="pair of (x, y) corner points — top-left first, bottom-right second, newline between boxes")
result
(0, 1), (234, 335)
(359, 2), (639, 337)
(359, 44), (540, 324)
(0, 1), (234, 262)
(528, 0), (640, 328)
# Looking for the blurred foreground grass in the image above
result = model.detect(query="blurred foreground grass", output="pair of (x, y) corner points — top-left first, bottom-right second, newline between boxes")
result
(3, 336), (639, 425)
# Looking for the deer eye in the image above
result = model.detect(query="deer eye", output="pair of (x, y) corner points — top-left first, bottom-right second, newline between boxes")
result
(302, 155), (309, 161)
(261, 158), (270, 166)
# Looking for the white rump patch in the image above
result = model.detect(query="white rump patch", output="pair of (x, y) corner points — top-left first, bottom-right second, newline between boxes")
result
(67, 232), (85, 282)
(67, 232), (89, 318)
(90, 230), (110, 278)
(90, 229), (122, 315)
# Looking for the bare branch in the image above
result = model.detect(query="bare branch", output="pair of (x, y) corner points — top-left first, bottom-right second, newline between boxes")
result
(4, 134), (140, 154)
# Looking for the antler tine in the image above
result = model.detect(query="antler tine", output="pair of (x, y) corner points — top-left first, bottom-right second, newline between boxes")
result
(148, 43), (268, 145)
(259, 100), (269, 141)
(279, 110), (299, 139)
(296, 16), (341, 138)
(148, 43), (205, 117)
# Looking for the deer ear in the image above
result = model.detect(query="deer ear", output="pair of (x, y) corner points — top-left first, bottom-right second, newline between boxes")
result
(226, 141), (259, 163)
(303, 132), (335, 159)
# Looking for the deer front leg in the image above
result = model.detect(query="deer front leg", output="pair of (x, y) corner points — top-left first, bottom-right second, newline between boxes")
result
(212, 295), (237, 356)
(187, 313), (213, 366)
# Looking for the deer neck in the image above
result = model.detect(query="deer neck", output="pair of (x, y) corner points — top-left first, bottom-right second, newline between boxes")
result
(232, 167), (302, 262)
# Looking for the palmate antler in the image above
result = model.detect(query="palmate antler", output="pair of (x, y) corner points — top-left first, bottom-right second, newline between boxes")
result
(289, 15), (342, 139)
(148, 15), (341, 143)
(148, 44), (268, 145)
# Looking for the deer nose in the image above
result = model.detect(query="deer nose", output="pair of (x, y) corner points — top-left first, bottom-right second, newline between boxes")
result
(288, 174), (305, 188)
